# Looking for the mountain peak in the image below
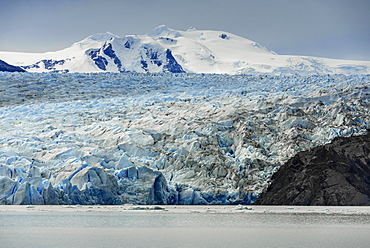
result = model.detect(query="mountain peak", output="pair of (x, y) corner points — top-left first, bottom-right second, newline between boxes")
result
(72, 32), (120, 49)
(84, 32), (120, 42)
(186, 27), (197, 32)
(147, 25), (182, 38)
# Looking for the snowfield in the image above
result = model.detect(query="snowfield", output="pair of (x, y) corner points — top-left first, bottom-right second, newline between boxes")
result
(0, 72), (369, 205)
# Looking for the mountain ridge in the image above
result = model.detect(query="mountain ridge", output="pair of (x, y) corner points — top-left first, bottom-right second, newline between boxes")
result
(1, 25), (370, 74)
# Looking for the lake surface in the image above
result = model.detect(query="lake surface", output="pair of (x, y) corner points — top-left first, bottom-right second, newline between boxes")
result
(1, 205), (370, 248)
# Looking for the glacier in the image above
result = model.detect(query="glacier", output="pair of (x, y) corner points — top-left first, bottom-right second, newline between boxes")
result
(0, 72), (370, 205)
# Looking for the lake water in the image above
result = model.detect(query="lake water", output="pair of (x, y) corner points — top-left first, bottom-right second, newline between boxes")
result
(1, 205), (370, 248)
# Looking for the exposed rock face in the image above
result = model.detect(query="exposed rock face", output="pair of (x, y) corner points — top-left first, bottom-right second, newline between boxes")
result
(255, 132), (370, 205)
(0, 60), (25, 72)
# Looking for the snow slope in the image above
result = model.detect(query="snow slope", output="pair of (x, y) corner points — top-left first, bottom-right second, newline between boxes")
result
(1, 72), (369, 204)
(1, 25), (369, 74)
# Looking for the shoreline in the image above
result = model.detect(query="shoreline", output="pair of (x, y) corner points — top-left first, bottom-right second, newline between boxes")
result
(1, 205), (370, 215)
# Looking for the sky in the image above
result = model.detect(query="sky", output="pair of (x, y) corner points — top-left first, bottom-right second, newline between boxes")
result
(1, 0), (369, 61)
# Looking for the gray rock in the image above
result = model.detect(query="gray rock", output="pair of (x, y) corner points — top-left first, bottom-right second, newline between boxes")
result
(255, 132), (370, 205)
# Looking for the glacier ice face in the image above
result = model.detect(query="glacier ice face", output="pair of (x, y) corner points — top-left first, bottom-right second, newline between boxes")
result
(0, 72), (369, 205)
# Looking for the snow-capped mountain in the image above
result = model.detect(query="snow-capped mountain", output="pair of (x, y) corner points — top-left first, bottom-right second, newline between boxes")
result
(1, 25), (370, 74)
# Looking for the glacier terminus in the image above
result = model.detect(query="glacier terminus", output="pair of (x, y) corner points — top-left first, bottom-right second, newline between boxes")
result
(0, 72), (369, 205)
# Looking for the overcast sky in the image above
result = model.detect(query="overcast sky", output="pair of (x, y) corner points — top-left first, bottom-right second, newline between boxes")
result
(1, 0), (369, 60)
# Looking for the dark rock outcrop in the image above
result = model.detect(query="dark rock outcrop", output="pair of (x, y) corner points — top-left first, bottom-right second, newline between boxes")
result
(255, 132), (370, 205)
(0, 60), (25, 72)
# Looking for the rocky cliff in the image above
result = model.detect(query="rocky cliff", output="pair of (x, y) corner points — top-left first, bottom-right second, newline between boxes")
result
(255, 132), (370, 205)
(0, 60), (25, 72)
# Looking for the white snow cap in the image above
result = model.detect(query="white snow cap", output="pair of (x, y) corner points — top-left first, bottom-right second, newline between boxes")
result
(1, 25), (369, 74)
(86, 31), (120, 41)
(147, 25), (182, 38)
(186, 27), (197, 31)
(71, 31), (120, 49)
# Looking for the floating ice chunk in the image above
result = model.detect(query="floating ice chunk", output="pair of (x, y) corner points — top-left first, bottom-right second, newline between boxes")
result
(128, 205), (166, 210)
(235, 204), (253, 210)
